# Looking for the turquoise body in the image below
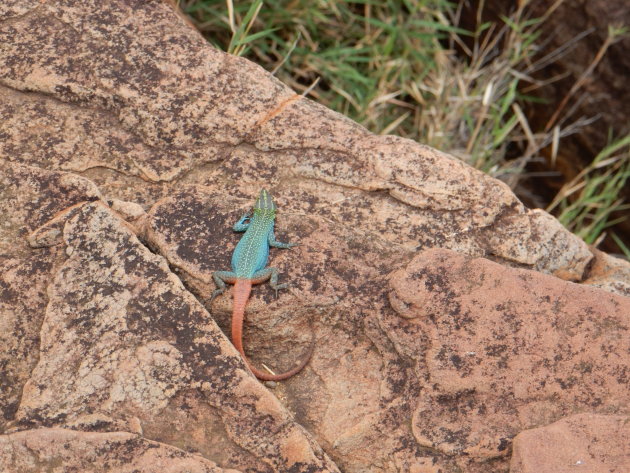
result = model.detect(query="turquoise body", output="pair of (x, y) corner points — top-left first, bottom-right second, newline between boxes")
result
(231, 190), (276, 279)
(211, 189), (296, 297)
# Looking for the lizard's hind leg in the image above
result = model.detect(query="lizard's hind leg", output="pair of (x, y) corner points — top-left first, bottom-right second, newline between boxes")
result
(211, 271), (237, 301)
(251, 267), (288, 296)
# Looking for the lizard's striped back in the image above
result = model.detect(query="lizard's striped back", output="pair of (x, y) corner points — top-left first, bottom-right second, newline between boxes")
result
(231, 209), (274, 278)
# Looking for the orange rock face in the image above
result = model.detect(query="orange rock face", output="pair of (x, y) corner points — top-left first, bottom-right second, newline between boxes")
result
(0, 428), (241, 473)
(510, 413), (630, 473)
(389, 249), (629, 468)
(0, 1), (629, 472)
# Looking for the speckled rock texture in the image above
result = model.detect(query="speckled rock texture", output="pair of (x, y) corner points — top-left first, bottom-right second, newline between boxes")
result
(389, 250), (629, 465)
(509, 413), (630, 473)
(1, 1), (629, 472)
(0, 428), (241, 473)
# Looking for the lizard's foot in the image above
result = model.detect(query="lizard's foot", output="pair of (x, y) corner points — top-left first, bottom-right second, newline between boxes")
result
(271, 282), (288, 298)
(211, 271), (237, 303)
(210, 288), (225, 302)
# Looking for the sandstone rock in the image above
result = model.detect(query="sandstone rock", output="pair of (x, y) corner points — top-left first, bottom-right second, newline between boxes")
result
(1, 1), (629, 472)
(12, 199), (337, 473)
(509, 413), (630, 473)
(582, 249), (630, 297)
(0, 427), (241, 473)
(389, 249), (629, 468)
(0, 162), (102, 429)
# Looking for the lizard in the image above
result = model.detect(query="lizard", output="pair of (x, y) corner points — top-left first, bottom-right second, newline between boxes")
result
(211, 189), (313, 381)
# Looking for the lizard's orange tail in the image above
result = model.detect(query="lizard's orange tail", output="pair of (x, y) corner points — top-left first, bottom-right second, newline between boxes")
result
(231, 279), (252, 356)
(231, 279), (314, 381)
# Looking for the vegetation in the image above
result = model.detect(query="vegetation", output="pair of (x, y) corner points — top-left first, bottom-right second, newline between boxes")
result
(181, 0), (630, 257)
(550, 134), (630, 247)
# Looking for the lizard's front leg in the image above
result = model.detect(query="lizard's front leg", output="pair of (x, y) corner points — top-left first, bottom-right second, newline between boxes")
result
(210, 271), (238, 301)
(233, 212), (252, 232)
(268, 230), (298, 249)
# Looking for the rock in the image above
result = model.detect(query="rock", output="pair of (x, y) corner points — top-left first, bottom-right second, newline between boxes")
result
(509, 413), (630, 473)
(0, 162), (102, 429)
(109, 198), (146, 222)
(0, 427), (241, 473)
(389, 249), (629, 469)
(582, 249), (630, 297)
(1, 1), (629, 472)
(12, 199), (338, 473)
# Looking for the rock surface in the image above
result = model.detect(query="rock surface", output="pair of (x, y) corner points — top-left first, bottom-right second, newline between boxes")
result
(509, 413), (630, 473)
(1, 1), (629, 472)
(0, 428), (240, 473)
(389, 249), (629, 466)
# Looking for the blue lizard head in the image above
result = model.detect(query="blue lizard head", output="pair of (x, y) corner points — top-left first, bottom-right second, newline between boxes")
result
(254, 189), (277, 214)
